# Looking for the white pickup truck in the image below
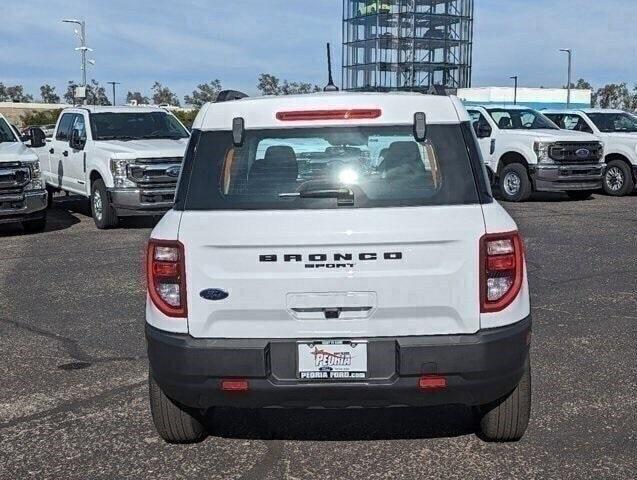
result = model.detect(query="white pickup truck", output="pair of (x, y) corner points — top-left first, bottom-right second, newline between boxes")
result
(0, 113), (48, 232)
(32, 106), (190, 229)
(544, 109), (637, 196)
(467, 106), (604, 202)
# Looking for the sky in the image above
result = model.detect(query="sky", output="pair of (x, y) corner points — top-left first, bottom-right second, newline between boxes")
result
(1, 0), (636, 105)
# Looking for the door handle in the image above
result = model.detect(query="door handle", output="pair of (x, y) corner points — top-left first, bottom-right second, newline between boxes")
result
(63, 151), (69, 157)
(49, 148), (55, 154)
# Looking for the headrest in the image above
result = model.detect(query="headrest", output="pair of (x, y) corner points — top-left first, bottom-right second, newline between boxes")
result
(498, 117), (512, 129)
(378, 141), (425, 176)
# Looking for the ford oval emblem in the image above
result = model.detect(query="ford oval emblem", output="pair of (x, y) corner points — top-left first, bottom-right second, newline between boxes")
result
(575, 148), (590, 158)
(200, 289), (229, 301)
(166, 166), (181, 178)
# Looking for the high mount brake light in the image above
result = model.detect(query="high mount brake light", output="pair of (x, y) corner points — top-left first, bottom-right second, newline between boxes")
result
(276, 109), (382, 122)
(480, 232), (524, 313)
(146, 239), (187, 318)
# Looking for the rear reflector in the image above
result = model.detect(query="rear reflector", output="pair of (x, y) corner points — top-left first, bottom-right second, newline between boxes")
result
(480, 231), (524, 313)
(220, 379), (250, 392)
(276, 109), (381, 122)
(418, 375), (447, 391)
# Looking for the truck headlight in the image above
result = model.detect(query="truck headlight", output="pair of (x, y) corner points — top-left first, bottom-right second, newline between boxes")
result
(533, 141), (553, 163)
(110, 159), (133, 188)
(24, 161), (44, 191)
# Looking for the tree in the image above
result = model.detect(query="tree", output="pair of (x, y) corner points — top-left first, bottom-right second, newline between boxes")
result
(126, 91), (150, 105)
(172, 109), (199, 128)
(151, 82), (180, 106)
(594, 83), (636, 110)
(0, 83), (33, 102)
(40, 84), (60, 104)
(184, 80), (223, 107)
(21, 109), (63, 127)
(63, 80), (111, 105)
(257, 74), (321, 96)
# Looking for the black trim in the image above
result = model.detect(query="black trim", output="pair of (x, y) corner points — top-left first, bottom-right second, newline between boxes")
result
(460, 121), (493, 203)
(147, 316), (531, 409)
(173, 129), (200, 211)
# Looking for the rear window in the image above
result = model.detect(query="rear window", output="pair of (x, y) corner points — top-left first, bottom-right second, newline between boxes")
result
(179, 125), (481, 210)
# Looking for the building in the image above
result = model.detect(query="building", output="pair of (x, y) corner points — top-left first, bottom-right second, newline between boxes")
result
(457, 87), (592, 110)
(342, 0), (474, 92)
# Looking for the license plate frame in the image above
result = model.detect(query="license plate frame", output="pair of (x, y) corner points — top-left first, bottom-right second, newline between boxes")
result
(297, 340), (368, 381)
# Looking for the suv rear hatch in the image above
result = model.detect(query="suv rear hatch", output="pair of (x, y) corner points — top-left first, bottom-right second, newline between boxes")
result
(177, 122), (486, 339)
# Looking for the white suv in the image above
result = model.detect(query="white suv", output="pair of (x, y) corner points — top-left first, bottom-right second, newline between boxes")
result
(145, 92), (532, 444)
(544, 109), (637, 196)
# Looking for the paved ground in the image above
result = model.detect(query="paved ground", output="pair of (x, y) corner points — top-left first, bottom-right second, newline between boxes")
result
(1, 192), (635, 480)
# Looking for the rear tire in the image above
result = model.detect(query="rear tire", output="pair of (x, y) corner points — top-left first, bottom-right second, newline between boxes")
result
(603, 160), (634, 196)
(148, 372), (207, 444)
(498, 164), (532, 202)
(477, 356), (531, 442)
(566, 190), (594, 201)
(91, 179), (118, 229)
(21, 215), (47, 233)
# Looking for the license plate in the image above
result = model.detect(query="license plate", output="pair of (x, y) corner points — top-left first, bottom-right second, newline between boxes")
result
(298, 341), (367, 380)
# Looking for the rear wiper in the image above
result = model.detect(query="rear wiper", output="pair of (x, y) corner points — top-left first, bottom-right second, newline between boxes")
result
(279, 188), (354, 206)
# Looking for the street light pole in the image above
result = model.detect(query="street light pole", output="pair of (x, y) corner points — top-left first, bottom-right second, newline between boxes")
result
(559, 48), (572, 108)
(107, 82), (120, 106)
(510, 75), (518, 105)
(63, 19), (91, 105)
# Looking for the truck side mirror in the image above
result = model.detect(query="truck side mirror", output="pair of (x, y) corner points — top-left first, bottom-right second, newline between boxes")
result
(413, 112), (427, 142)
(69, 128), (86, 151)
(28, 127), (47, 148)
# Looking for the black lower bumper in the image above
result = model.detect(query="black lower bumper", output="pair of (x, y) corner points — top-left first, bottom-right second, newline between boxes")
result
(530, 164), (603, 192)
(146, 316), (531, 409)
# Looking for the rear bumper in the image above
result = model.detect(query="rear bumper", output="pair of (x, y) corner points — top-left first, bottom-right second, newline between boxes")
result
(0, 190), (48, 224)
(530, 164), (603, 192)
(147, 316), (531, 409)
(108, 187), (175, 216)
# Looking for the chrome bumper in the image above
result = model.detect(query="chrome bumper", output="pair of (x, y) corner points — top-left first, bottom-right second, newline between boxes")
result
(0, 190), (48, 224)
(107, 187), (176, 215)
(531, 164), (604, 192)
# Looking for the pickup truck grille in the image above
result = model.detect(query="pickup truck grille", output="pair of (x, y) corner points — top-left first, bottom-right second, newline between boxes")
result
(0, 164), (31, 191)
(127, 158), (182, 188)
(549, 142), (603, 163)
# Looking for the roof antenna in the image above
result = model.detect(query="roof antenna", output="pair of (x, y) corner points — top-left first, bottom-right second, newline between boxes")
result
(324, 42), (339, 92)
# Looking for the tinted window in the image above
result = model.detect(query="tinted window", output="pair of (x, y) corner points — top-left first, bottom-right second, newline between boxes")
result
(587, 113), (637, 133)
(56, 113), (75, 141)
(0, 118), (17, 142)
(548, 114), (593, 133)
(89, 112), (189, 140)
(180, 125), (481, 211)
(468, 111), (492, 136)
(488, 109), (559, 130)
(71, 114), (87, 140)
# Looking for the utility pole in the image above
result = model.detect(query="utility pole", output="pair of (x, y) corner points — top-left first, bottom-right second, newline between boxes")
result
(510, 75), (518, 105)
(107, 81), (120, 106)
(559, 48), (572, 108)
(63, 19), (93, 105)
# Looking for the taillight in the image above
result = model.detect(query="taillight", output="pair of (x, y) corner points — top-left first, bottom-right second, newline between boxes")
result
(480, 231), (524, 313)
(276, 109), (382, 122)
(146, 239), (187, 318)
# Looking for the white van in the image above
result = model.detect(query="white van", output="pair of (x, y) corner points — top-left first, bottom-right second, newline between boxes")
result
(145, 92), (532, 443)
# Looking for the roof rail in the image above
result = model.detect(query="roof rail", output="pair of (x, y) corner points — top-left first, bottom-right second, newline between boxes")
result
(216, 90), (248, 103)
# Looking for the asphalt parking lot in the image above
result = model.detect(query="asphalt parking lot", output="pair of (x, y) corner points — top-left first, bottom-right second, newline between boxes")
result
(1, 192), (635, 480)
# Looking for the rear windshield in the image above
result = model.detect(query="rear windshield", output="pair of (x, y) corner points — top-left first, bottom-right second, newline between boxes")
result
(179, 125), (481, 210)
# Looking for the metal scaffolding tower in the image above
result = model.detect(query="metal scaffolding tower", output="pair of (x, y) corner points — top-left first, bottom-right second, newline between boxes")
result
(342, 0), (474, 92)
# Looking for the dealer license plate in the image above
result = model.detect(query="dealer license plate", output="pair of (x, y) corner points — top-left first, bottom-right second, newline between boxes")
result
(298, 341), (367, 380)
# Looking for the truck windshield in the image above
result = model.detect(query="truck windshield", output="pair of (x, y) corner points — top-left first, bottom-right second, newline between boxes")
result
(587, 112), (637, 133)
(179, 124), (481, 210)
(487, 109), (559, 130)
(0, 118), (17, 143)
(90, 112), (189, 141)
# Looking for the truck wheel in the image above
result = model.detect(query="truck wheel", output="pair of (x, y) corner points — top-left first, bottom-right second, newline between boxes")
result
(498, 164), (532, 202)
(477, 356), (531, 442)
(148, 372), (207, 444)
(603, 160), (635, 196)
(566, 190), (594, 201)
(91, 179), (118, 229)
(22, 215), (47, 234)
